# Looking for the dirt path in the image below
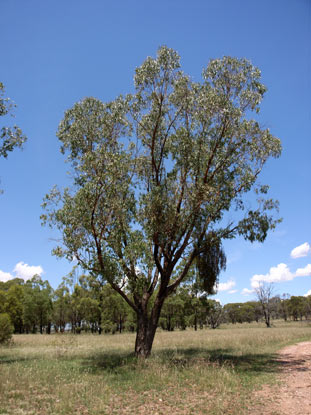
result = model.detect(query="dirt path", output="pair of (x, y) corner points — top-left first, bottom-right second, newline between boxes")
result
(251, 341), (311, 414)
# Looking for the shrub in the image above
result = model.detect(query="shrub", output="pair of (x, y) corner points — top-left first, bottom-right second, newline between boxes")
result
(0, 313), (14, 344)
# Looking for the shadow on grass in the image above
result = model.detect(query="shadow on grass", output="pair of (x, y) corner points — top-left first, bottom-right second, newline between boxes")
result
(0, 355), (35, 365)
(82, 351), (138, 373)
(169, 348), (280, 374)
(80, 347), (281, 376)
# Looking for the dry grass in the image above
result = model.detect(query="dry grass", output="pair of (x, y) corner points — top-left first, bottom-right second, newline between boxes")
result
(0, 320), (310, 414)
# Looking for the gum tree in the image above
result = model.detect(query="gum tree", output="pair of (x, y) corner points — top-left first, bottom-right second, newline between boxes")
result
(42, 47), (281, 357)
(254, 282), (275, 327)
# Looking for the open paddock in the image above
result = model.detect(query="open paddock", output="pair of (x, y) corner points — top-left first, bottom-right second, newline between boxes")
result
(1, 320), (311, 415)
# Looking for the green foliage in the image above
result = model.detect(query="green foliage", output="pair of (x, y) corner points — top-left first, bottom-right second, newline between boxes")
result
(159, 291), (186, 331)
(23, 276), (53, 334)
(101, 285), (130, 333)
(52, 283), (70, 332)
(5, 283), (24, 333)
(0, 82), (26, 158)
(0, 82), (27, 193)
(0, 273), (310, 337)
(206, 299), (223, 329)
(223, 302), (261, 324)
(43, 46), (281, 288)
(288, 295), (310, 321)
(0, 313), (14, 343)
(42, 47), (281, 355)
(195, 232), (226, 294)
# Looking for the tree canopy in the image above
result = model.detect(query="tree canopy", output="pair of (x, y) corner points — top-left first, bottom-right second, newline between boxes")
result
(42, 46), (281, 357)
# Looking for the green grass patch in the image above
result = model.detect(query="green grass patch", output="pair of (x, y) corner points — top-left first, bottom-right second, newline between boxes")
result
(0, 321), (310, 414)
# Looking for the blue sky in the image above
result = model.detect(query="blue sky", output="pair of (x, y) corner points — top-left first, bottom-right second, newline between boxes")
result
(0, 0), (310, 303)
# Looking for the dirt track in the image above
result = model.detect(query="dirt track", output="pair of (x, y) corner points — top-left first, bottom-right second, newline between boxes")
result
(251, 341), (311, 414)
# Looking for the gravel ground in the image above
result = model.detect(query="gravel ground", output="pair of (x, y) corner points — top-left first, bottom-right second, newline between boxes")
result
(251, 341), (311, 415)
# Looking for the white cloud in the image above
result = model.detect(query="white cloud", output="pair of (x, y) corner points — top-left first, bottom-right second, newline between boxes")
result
(290, 242), (310, 259)
(228, 289), (238, 294)
(295, 264), (311, 277)
(0, 262), (44, 283)
(246, 261), (311, 293)
(13, 262), (43, 281)
(251, 263), (293, 288)
(217, 279), (236, 292)
(304, 290), (311, 297)
(243, 258), (311, 296)
(0, 270), (14, 283)
(242, 288), (254, 295)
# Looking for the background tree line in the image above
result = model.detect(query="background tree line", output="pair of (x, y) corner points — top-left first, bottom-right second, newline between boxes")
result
(1, 275), (310, 338)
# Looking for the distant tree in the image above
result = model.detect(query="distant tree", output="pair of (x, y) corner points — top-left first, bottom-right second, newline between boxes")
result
(52, 283), (71, 332)
(160, 287), (191, 331)
(206, 299), (223, 329)
(288, 296), (306, 321)
(246, 301), (262, 322)
(223, 303), (242, 324)
(277, 294), (290, 321)
(23, 275), (53, 334)
(304, 295), (311, 320)
(238, 303), (256, 323)
(42, 46), (281, 357)
(0, 290), (6, 314)
(0, 313), (14, 344)
(5, 283), (24, 333)
(78, 296), (101, 332)
(79, 274), (106, 334)
(254, 283), (274, 327)
(101, 284), (129, 334)
(223, 302), (258, 324)
(68, 284), (86, 333)
(165, 286), (190, 330)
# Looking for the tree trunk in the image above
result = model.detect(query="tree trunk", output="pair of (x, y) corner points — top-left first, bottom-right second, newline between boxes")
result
(264, 310), (271, 327)
(167, 314), (172, 331)
(134, 312), (158, 358)
(134, 294), (166, 358)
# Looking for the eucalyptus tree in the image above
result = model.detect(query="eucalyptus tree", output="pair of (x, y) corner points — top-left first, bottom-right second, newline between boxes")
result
(42, 47), (281, 357)
(23, 275), (53, 334)
(0, 313), (14, 344)
(254, 283), (275, 327)
(53, 283), (71, 333)
(206, 299), (223, 329)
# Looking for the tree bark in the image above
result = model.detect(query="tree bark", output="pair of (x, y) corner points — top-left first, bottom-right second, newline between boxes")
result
(194, 311), (197, 331)
(134, 296), (165, 358)
(134, 313), (158, 358)
(264, 310), (271, 327)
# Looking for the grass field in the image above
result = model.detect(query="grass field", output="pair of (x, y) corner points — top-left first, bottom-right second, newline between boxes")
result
(0, 320), (311, 415)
